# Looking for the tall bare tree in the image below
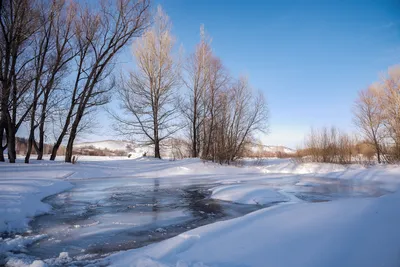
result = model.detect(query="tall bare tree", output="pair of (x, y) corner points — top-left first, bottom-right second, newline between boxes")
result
(207, 77), (269, 164)
(48, 0), (151, 162)
(226, 78), (269, 162)
(114, 6), (181, 159)
(34, 0), (76, 161)
(353, 85), (385, 163)
(381, 66), (400, 161)
(24, 0), (76, 163)
(0, 0), (40, 163)
(181, 25), (212, 158)
(202, 56), (229, 159)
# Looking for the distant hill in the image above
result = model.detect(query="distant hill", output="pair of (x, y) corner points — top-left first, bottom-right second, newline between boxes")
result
(74, 139), (296, 158)
(74, 139), (186, 158)
(74, 140), (137, 157)
(247, 143), (296, 157)
(75, 140), (135, 151)
(258, 145), (295, 154)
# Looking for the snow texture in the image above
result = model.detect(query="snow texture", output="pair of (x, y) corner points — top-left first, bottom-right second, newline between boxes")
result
(210, 184), (290, 205)
(1, 155), (400, 267)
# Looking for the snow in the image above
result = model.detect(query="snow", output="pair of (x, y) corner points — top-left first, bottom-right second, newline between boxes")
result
(1, 155), (400, 267)
(260, 159), (349, 174)
(0, 235), (47, 254)
(103, 160), (400, 267)
(0, 166), (72, 233)
(210, 185), (290, 205)
(5, 258), (47, 267)
(108, 188), (400, 267)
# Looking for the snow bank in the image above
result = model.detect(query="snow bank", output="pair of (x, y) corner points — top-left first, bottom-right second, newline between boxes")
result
(261, 160), (350, 174)
(103, 163), (400, 267)
(0, 167), (72, 233)
(210, 184), (290, 205)
(4, 251), (72, 267)
(107, 187), (400, 267)
(2, 155), (400, 267)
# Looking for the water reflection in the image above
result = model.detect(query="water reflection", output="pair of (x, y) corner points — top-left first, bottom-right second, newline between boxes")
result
(152, 178), (159, 222)
(294, 177), (387, 202)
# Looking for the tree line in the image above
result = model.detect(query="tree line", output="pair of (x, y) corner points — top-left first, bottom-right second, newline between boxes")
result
(0, 0), (150, 163)
(354, 66), (400, 163)
(299, 66), (400, 164)
(1, 1), (269, 164)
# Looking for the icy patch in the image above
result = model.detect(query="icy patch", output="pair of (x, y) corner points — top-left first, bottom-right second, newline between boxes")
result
(210, 184), (290, 205)
(0, 234), (47, 254)
(0, 175), (72, 233)
(5, 257), (47, 267)
(261, 162), (349, 175)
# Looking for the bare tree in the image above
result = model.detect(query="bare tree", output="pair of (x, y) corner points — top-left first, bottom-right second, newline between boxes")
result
(181, 25), (212, 158)
(208, 77), (269, 164)
(49, 0), (151, 162)
(34, 0), (76, 161)
(226, 78), (269, 162)
(381, 66), (400, 161)
(24, 0), (76, 163)
(303, 126), (356, 164)
(0, 0), (40, 163)
(0, 110), (6, 162)
(353, 85), (385, 163)
(202, 56), (229, 159)
(114, 6), (181, 159)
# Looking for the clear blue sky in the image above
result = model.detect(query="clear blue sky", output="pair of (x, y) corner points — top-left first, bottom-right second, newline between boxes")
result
(91, 0), (400, 148)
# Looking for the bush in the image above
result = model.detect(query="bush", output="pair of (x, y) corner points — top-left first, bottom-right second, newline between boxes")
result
(301, 127), (356, 164)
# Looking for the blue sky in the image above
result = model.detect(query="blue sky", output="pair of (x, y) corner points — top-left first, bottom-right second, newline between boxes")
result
(91, 0), (400, 148)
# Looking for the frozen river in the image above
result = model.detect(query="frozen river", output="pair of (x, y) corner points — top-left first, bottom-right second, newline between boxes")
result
(23, 174), (388, 263)
(27, 177), (261, 261)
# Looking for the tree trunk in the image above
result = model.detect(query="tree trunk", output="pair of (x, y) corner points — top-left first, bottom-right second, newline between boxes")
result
(25, 101), (38, 163)
(50, 109), (73, 160)
(7, 122), (16, 163)
(1, 107), (17, 163)
(36, 93), (49, 160)
(25, 132), (35, 163)
(154, 140), (161, 159)
(65, 133), (76, 163)
(192, 119), (197, 158)
(50, 137), (63, 160)
(65, 116), (81, 163)
(376, 146), (381, 164)
(0, 124), (5, 162)
(36, 135), (44, 160)
(65, 138), (74, 163)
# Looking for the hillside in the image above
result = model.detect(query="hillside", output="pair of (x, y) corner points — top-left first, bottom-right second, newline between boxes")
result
(74, 140), (135, 152)
(249, 143), (296, 156)
(74, 140), (296, 158)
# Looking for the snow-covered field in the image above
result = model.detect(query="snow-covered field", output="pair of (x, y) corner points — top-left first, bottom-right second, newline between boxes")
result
(1, 156), (400, 267)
